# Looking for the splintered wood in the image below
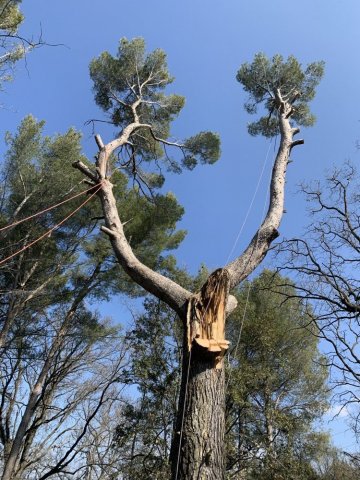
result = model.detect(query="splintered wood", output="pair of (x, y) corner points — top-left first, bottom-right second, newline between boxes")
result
(187, 268), (230, 367)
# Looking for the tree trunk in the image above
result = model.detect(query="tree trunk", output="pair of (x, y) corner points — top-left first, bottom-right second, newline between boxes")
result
(171, 348), (226, 480)
(170, 269), (230, 480)
(73, 88), (304, 480)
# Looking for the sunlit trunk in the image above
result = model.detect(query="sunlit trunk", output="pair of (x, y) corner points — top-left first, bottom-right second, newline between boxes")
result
(170, 269), (229, 480)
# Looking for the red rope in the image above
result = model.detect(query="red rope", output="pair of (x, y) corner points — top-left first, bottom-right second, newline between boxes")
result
(0, 183), (102, 233)
(0, 184), (102, 268)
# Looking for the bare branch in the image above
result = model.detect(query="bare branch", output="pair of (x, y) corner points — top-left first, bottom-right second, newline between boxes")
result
(225, 98), (300, 288)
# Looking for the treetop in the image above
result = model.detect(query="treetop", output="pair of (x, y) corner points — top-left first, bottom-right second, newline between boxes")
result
(89, 37), (220, 177)
(237, 53), (324, 137)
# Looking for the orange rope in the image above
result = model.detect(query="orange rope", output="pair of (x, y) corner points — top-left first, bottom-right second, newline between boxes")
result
(0, 184), (102, 268)
(0, 183), (102, 233)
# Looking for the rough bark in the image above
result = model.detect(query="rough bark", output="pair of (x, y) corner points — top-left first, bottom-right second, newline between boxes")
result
(170, 269), (230, 479)
(171, 348), (226, 480)
(73, 90), (303, 479)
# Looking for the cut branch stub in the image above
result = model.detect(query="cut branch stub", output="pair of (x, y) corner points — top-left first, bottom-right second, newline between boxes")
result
(187, 268), (230, 368)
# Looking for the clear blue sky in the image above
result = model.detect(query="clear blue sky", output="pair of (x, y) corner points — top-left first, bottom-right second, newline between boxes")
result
(2, 0), (360, 453)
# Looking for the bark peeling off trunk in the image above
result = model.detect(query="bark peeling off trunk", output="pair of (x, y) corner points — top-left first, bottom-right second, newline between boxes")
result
(187, 268), (230, 368)
(170, 269), (230, 479)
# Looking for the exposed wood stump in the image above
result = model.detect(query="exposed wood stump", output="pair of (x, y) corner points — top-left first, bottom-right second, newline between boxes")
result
(187, 268), (230, 368)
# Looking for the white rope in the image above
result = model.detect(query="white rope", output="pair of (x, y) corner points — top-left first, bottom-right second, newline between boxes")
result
(174, 348), (192, 480)
(225, 140), (273, 264)
(174, 138), (276, 477)
(226, 142), (275, 390)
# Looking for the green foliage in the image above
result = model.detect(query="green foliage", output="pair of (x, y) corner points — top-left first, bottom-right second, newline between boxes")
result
(0, 0), (26, 88)
(111, 268), (331, 479)
(1, 115), (187, 301)
(183, 131), (221, 169)
(113, 297), (181, 479)
(90, 38), (220, 174)
(226, 270), (329, 478)
(0, 114), (188, 348)
(237, 53), (324, 137)
(0, 0), (23, 32)
(0, 114), (191, 476)
(90, 38), (178, 129)
(1, 116), (89, 306)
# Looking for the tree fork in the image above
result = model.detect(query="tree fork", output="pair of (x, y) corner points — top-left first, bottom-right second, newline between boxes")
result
(73, 49), (323, 479)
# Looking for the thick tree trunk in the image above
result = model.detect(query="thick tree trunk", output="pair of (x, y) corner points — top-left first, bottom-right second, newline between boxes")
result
(170, 269), (230, 480)
(171, 347), (226, 480)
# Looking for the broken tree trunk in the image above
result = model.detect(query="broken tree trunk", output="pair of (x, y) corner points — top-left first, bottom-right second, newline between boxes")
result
(73, 82), (307, 479)
(170, 269), (230, 480)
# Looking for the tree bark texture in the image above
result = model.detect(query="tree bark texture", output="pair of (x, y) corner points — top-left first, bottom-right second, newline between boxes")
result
(171, 347), (226, 480)
(170, 269), (230, 480)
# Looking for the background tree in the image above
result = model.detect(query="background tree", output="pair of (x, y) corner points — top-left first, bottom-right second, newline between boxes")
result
(113, 298), (180, 480)
(226, 270), (329, 479)
(0, 0), (26, 90)
(0, 0), (47, 95)
(74, 40), (324, 479)
(278, 162), (360, 442)
(0, 114), (187, 479)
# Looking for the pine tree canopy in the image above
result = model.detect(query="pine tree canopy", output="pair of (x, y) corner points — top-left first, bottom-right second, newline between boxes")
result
(89, 38), (220, 174)
(236, 53), (325, 137)
(0, 0), (26, 87)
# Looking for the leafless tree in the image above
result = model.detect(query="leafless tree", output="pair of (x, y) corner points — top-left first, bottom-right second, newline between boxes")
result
(277, 162), (360, 437)
(0, 310), (129, 480)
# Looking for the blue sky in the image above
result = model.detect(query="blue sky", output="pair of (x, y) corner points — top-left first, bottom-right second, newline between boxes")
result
(2, 0), (360, 453)
(3, 0), (360, 272)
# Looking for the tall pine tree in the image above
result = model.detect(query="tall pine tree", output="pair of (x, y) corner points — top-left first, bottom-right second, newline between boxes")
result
(74, 40), (324, 479)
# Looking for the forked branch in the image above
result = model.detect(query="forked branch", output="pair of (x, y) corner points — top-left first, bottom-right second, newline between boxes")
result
(74, 93), (302, 315)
